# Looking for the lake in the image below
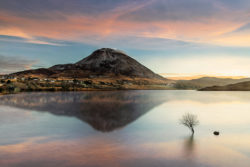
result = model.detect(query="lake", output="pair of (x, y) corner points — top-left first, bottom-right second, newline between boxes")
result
(0, 90), (250, 167)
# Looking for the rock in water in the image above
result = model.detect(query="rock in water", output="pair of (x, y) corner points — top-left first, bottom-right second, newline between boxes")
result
(213, 131), (220, 136)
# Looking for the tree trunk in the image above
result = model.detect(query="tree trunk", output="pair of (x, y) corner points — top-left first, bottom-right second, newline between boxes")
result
(191, 127), (194, 134)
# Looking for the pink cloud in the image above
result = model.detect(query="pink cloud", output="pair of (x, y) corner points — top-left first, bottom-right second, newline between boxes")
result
(0, 0), (249, 47)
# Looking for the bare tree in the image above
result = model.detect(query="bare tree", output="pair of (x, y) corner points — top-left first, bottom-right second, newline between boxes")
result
(180, 113), (199, 134)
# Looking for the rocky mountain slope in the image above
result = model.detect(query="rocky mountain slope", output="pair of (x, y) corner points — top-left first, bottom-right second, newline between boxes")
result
(12, 48), (166, 81)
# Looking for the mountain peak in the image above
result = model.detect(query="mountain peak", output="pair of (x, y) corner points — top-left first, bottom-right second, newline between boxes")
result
(73, 48), (164, 79)
(76, 48), (128, 65)
(12, 48), (166, 82)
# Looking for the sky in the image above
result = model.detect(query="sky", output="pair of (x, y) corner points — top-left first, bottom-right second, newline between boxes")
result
(1, 0), (250, 78)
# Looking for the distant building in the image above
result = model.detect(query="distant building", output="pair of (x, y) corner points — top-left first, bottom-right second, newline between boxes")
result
(6, 76), (16, 80)
(0, 75), (8, 80)
(21, 77), (26, 81)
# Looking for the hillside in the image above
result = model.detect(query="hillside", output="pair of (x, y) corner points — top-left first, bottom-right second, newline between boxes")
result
(173, 77), (250, 89)
(13, 48), (165, 80)
(200, 81), (250, 91)
(0, 48), (173, 92)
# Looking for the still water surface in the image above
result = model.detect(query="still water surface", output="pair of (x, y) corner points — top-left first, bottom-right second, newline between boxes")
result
(0, 90), (250, 167)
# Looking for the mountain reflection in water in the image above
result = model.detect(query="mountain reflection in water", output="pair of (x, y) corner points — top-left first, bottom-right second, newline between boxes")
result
(1, 91), (250, 167)
(0, 91), (166, 132)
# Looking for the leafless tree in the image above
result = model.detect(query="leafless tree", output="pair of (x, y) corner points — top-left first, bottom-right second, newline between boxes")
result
(180, 113), (199, 134)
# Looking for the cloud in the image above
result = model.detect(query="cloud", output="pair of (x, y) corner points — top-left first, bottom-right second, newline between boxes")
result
(0, 0), (250, 48)
(0, 33), (66, 46)
(231, 23), (250, 33)
(119, 0), (218, 22)
(0, 0), (129, 17)
(0, 55), (38, 74)
(88, 35), (199, 51)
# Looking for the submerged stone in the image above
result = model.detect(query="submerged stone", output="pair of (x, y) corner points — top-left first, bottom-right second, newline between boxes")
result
(213, 131), (220, 136)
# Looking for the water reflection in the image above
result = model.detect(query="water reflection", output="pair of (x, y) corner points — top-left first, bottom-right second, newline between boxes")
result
(0, 91), (166, 132)
(184, 134), (195, 156)
(0, 90), (250, 167)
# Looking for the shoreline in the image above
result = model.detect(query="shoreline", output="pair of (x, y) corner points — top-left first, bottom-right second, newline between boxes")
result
(0, 85), (176, 96)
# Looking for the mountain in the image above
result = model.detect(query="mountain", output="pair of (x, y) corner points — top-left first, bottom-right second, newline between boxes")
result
(200, 81), (250, 91)
(12, 48), (165, 81)
(173, 77), (250, 89)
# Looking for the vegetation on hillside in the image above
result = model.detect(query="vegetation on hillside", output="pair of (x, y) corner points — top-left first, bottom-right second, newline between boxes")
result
(200, 80), (250, 91)
(0, 77), (172, 95)
(174, 77), (250, 89)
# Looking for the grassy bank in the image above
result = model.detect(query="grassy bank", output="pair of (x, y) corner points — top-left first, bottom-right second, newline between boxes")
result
(0, 78), (174, 95)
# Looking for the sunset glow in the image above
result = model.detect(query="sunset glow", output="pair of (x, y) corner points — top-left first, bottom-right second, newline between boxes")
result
(1, 0), (250, 77)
